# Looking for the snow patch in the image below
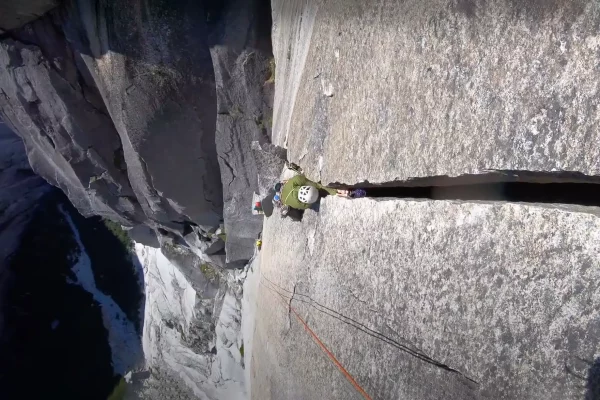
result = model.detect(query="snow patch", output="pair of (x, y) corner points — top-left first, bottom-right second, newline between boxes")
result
(136, 244), (247, 400)
(60, 206), (143, 375)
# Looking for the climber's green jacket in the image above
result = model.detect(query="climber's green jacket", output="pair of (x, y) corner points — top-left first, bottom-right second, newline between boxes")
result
(280, 174), (337, 210)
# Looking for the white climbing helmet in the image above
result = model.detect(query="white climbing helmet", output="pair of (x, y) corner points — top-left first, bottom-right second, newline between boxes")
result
(298, 186), (319, 204)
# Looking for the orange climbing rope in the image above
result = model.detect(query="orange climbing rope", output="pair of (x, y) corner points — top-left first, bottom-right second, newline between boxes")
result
(263, 277), (374, 400)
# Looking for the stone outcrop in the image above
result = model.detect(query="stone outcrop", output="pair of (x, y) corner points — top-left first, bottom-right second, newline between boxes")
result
(66, 0), (223, 229)
(0, 1), (268, 398)
(273, 0), (600, 185)
(0, 23), (143, 227)
(255, 197), (600, 399)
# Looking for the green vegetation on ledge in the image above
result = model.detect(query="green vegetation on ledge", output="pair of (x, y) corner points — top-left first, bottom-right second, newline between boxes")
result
(200, 263), (219, 281)
(102, 219), (133, 250)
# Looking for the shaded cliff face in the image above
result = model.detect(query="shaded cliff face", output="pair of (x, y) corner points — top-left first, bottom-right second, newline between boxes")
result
(0, 124), (144, 399)
(0, 119), (143, 400)
(1, 193), (144, 400)
(0, 0), (274, 263)
(0, 122), (48, 264)
(0, 122), (49, 337)
(0, 2), (272, 398)
(0, 123), (246, 399)
(0, 0), (58, 30)
(0, 0), (222, 232)
(209, 0), (275, 263)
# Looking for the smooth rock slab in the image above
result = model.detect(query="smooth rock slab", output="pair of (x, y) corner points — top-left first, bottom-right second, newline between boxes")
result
(273, 0), (600, 184)
(253, 198), (600, 399)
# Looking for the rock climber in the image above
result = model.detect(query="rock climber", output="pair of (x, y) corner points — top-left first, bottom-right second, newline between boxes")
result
(278, 174), (351, 211)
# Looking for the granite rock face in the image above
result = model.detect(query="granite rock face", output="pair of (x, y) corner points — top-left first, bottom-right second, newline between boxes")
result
(254, 197), (600, 400)
(0, 2), (213, 231)
(0, 21), (144, 226)
(210, 0), (274, 263)
(273, 0), (600, 184)
(0, 1), (269, 398)
(134, 244), (246, 400)
(0, 0), (274, 264)
(258, 4), (600, 396)
(64, 0), (223, 229)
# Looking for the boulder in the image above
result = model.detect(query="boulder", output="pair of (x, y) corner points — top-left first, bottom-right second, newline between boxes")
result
(126, 225), (160, 248)
(255, 197), (600, 399)
(182, 226), (225, 257)
(273, 0), (600, 185)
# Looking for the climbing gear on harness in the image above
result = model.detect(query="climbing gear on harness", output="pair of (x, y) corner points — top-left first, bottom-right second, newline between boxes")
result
(298, 186), (319, 204)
